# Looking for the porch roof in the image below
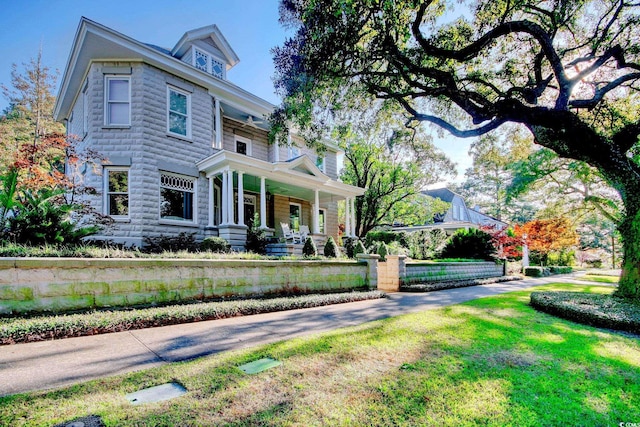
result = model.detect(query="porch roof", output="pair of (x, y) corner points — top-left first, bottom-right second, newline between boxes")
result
(197, 151), (365, 202)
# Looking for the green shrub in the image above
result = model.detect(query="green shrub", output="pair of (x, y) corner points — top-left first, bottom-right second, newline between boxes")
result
(530, 291), (640, 334)
(324, 236), (339, 258)
(302, 237), (318, 257)
(342, 237), (357, 258)
(353, 240), (367, 257)
(6, 188), (98, 245)
(0, 291), (386, 345)
(200, 237), (231, 253)
(524, 266), (550, 277)
(143, 232), (198, 253)
(245, 214), (269, 254)
(364, 230), (408, 249)
(549, 266), (573, 274)
(376, 241), (389, 261)
(407, 229), (448, 260)
(440, 228), (496, 261)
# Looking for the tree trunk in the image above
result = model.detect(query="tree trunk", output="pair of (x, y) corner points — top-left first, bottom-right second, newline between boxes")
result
(616, 199), (640, 299)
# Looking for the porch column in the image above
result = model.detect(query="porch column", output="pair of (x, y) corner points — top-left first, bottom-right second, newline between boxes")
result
(345, 198), (351, 237)
(208, 177), (214, 227)
(214, 97), (222, 149)
(312, 189), (320, 234)
(260, 176), (267, 228)
(227, 169), (235, 225)
(221, 171), (228, 225)
(237, 171), (245, 226)
(350, 197), (356, 236)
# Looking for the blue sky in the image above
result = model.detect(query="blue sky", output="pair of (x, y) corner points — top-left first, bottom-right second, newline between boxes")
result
(0, 0), (471, 182)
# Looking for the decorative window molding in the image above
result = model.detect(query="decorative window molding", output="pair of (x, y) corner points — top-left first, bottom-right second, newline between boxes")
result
(159, 172), (196, 223)
(193, 48), (226, 79)
(167, 86), (191, 138)
(235, 135), (252, 156)
(104, 76), (130, 126)
(104, 167), (129, 219)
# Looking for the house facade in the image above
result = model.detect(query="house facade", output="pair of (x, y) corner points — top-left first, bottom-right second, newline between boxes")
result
(393, 188), (507, 234)
(54, 18), (364, 249)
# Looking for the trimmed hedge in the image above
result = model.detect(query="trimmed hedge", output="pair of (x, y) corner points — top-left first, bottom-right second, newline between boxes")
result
(0, 291), (386, 345)
(524, 266), (573, 277)
(530, 291), (640, 334)
(401, 276), (522, 292)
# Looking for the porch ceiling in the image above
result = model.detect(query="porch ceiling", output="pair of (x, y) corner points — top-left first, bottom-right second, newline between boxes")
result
(197, 151), (365, 202)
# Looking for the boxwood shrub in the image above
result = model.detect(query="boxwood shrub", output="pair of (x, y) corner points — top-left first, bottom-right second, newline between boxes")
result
(530, 291), (640, 334)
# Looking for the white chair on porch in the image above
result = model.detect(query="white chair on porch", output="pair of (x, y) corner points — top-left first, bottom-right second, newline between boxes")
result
(281, 222), (302, 244)
(299, 225), (310, 242)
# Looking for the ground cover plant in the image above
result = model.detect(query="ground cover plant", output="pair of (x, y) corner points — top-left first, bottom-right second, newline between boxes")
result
(0, 291), (385, 345)
(2, 283), (638, 426)
(531, 290), (640, 334)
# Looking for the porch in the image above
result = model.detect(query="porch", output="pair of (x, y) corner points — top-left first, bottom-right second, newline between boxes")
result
(197, 151), (365, 250)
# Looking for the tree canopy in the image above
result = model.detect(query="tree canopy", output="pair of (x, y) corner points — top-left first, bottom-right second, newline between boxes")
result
(272, 0), (640, 299)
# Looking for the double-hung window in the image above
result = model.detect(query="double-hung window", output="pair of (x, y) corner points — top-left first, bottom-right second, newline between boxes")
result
(160, 172), (196, 223)
(235, 135), (251, 156)
(316, 155), (325, 173)
(167, 86), (191, 138)
(105, 167), (129, 218)
(105, 76), (130, 126)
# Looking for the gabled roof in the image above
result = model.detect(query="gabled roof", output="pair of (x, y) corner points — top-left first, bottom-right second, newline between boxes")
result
(54, 17), (272, 122)
(171, 24), (240, 70)
(423, 188), (458, 203)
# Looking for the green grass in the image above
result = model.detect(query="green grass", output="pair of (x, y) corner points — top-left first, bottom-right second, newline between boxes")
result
(580, 274), (620, 284)
(1, 283), (639, 426)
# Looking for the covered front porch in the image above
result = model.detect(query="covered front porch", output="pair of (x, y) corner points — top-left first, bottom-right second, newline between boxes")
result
(197, 151), (365, 250)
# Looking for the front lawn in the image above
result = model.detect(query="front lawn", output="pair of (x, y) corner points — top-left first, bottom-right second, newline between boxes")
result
(580, 274), (621, 284)
(1, 284), (638, 426)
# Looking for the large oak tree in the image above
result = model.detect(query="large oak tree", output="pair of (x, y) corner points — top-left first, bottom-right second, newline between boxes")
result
(272, 0), (640, 299)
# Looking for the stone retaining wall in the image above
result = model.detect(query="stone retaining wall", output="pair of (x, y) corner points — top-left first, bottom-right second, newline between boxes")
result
(404, 261), (504, 284)
(0, 258), (369, 315)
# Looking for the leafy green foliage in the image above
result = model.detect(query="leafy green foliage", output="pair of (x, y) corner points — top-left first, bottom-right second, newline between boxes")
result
(5, 187), (98, 245)
(364, 230), (408, 249)
(407, 229), (449, 260)
(342, 236), (357, 258)
(530, 291), (640, 334)
(272, 0), (640, 298)
(302, 236), (317, 257)
(323, 236), (339, 258)
(353, 240), (367, 258)
(0, 291), (385, 345)
(245, 213), (269, 254)
(143, 232), (198, 253)
(376, 241), (389, 261)
(200, 237), (231, 253)
(441, 228), (497, 261)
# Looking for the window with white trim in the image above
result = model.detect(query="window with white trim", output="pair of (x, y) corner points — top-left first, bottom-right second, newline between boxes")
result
(235, 135), (251, 156)
(104, 167), (129, 218)
(193, 48), (225, 79)
(82, 84), (89, 136)
(318, 208), (327, 234)
(167, 86), (191, 138)
(160, 172), (196, 222)
(288, 144), (300, 159)
(289, 202), (302, 231)
(213, 182), (221, 225)
(316, 155), (325, 173)
(104, 76), (130, 126)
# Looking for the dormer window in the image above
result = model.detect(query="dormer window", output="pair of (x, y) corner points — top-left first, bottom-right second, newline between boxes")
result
(193, 48), (225, 79)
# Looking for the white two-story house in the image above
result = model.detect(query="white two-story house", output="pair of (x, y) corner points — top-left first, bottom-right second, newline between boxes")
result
(54, 18), (364, 249)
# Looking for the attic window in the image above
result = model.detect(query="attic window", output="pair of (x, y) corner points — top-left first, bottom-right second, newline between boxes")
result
(193, 48), (225, 79)
(211, 58), (224, 78)
(195, 50), (208, 72)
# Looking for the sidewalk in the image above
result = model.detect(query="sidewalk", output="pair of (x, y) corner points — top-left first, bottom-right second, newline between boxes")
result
(0, 275), (602, 396)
